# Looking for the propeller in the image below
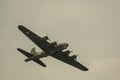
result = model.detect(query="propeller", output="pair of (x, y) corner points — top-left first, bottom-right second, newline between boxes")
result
(70, 51), (79, 56)
(76, 54), (79, 56)
(75, 54), (79, 60)
(46, 33), (51, 41)
(47, 37), (51, 41)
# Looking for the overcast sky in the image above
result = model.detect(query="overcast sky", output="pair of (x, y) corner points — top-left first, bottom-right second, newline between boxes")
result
(0, 0), (120, 80)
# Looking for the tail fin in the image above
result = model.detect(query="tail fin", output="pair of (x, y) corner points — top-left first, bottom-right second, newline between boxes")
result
(31, 47), (36, 54)
(17, 48), (46, 67)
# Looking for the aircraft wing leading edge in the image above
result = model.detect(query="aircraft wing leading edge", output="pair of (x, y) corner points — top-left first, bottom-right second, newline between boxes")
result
(18, 25), (53, 53)
(51, 53), (88, 71)
(17, 48), (46, 67)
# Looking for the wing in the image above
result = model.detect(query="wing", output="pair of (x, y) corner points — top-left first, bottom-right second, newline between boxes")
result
(51, 52), (88, 71)
(17, 48), (32, 57)
(18, 25), (54, 53)
(33, 58), (46, 67)
(17, 48), (46, 67)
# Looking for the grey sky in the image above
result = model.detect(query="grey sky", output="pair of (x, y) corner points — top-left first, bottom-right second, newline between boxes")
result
(0, 0), (120, 80)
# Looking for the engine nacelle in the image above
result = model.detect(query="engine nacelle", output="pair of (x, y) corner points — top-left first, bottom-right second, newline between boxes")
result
(64, 50), (71, 55)
(70, 55), (77, 60)
(40, 36), (49, 41)
(51, 41), (57, 46)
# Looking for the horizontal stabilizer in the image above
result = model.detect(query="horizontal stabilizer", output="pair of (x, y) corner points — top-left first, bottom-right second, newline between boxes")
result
(17, 48), (46, 67)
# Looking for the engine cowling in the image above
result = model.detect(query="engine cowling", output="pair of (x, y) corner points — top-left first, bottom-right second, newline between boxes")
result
(64, 50), (71, 55)
(70, 55), (77, 60)
(40, 36), (49, 41)
(51, 41), (57, 46)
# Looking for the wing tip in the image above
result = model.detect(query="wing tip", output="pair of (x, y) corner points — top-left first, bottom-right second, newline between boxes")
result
(17, 48), (21, 52)
(84, 68), (89, 71)
(43, 64), (47, 67)
(81, 67), (89, 71)
(18, 25), (24, 30)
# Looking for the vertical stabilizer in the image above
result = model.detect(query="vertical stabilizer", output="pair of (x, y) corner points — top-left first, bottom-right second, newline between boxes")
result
(31, 47), (36, 54)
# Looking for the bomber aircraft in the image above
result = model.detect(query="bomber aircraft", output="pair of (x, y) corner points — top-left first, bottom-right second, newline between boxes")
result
(17, 25), (88, 71)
